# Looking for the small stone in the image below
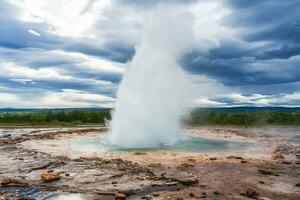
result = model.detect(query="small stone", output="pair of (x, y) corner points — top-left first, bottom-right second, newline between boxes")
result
(189, 192), (195, 197)
(227, 156), (243, 160)
(258, 168), (273, 175)
(2, 134), (11, 138)
(241, 160), (247, 163)
(258, 197), (271, 200)
(245, 188), (259, 199)
(112, 181), (118, 184)
(141, 195), (152, 200)
(199, 192), (206, 198)
(152, 193), (159, 197)
(47, 169), (54, 173)
(213, 191), (220, 195)
(1, 178), (13, 186)
(134, 152), (147, 155)
(209, 157), (217, 160)
(272, 152), (284, 160)
(294, 182), (300, 187)
(115, 192), (126, 200)
(240, 191), (246, 196)
(282, 160), (292, 165)
(259, 180), (265, 184)
(40, 172), (61, 182)
(65, 173), (70, 177)
(18, 158), (24, 160)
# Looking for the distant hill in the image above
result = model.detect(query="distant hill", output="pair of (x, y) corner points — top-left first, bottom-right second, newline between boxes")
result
(207, 107), (300, 113)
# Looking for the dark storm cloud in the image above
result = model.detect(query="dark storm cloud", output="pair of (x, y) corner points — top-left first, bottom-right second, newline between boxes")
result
(181, 0), (300, 89)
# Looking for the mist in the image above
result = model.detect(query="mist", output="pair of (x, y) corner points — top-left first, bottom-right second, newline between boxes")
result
(108, 5), (195, 148)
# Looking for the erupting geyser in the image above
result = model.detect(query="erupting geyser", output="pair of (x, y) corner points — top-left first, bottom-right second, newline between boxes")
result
(109, 5), (195, 148)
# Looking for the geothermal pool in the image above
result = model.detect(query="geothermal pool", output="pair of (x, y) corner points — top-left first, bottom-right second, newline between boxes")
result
(68, 134), (253, 154)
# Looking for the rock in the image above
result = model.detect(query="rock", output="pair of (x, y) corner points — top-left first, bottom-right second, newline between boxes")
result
(258, 197), (271, 200)
(294, 182), (300, 187)
(141, 195), (152, 199)
(152, 193), (159, 197)
(112, 181), (118, 184)
(241, 160), (247, 164)
(257, 168), (274, 175)
(65, 173), (70, 177)
(240, 191), (246, 196)
(272, 152), (284, 160)
(40, 172), (61, 182)
(295, 154), (300, 159)
(134, 152), (147, 155)
(187, 158), (196, 162)
(281, 160), (292, 165)
(115, 192), (126, 200)
(1, 178), (13, 186)
(189, 192), (195, 197)
(245, 188), (259, 199)
(209, 157), (217, 160)
(199, 192), (206, 198)
(259, 180), (265, 184)
(2, 134), (11, 138)
(176, 163), (194, 170)
(227, 156), (243, 160)
(31, 162), (51, 171)
(213, 191), (220, 195)
(163, 172), (198, 185)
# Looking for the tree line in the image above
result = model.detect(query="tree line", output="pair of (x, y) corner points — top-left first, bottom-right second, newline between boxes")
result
(0, 109), (299, 126)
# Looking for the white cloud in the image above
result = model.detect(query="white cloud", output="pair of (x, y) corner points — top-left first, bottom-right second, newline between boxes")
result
(285, 92), (300, 100)
(193, 98), (226, 107)
(10, 78), (35, 85)
(0, 89), (115, 108)
(28, 29), (41, 36)
(12, 0), (112, 38)
(0, 61), (114, 87)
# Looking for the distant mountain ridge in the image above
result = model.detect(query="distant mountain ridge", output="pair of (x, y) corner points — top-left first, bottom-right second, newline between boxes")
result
(0, 107), (300, 113)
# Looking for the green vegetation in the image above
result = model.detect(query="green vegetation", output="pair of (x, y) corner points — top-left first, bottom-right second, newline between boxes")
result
(0, 108), (299, 126)
(0, 110), (111, 126)
(185, 109), (300, 126)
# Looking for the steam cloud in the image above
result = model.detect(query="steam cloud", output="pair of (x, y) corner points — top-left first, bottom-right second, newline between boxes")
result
(109, 5), (195, 148)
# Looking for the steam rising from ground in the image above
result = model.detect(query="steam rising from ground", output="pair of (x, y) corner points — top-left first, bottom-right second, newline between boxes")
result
(109, 5), (195, 148)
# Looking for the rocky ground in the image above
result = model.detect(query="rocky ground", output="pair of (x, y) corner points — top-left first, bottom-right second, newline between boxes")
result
(0, 126), (299, 200)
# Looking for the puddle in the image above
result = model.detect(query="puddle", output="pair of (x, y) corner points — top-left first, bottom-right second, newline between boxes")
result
(69, 134), (254, 153)
(0, 187), (114, 200)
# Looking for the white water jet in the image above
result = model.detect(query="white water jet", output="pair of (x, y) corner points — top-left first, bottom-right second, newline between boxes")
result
(109, 5), (195, 148)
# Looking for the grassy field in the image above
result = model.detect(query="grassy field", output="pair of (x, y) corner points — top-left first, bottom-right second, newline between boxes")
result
(0, 108), (300, 126)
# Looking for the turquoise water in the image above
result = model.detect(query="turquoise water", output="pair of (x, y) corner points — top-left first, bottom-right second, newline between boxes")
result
(69, 135), (251, 153)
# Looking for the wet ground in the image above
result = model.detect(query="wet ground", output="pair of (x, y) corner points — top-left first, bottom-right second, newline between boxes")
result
(0, 126), (300, 199)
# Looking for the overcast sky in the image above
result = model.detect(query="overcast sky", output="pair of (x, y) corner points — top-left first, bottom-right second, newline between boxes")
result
(0, 0), (299, 108)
